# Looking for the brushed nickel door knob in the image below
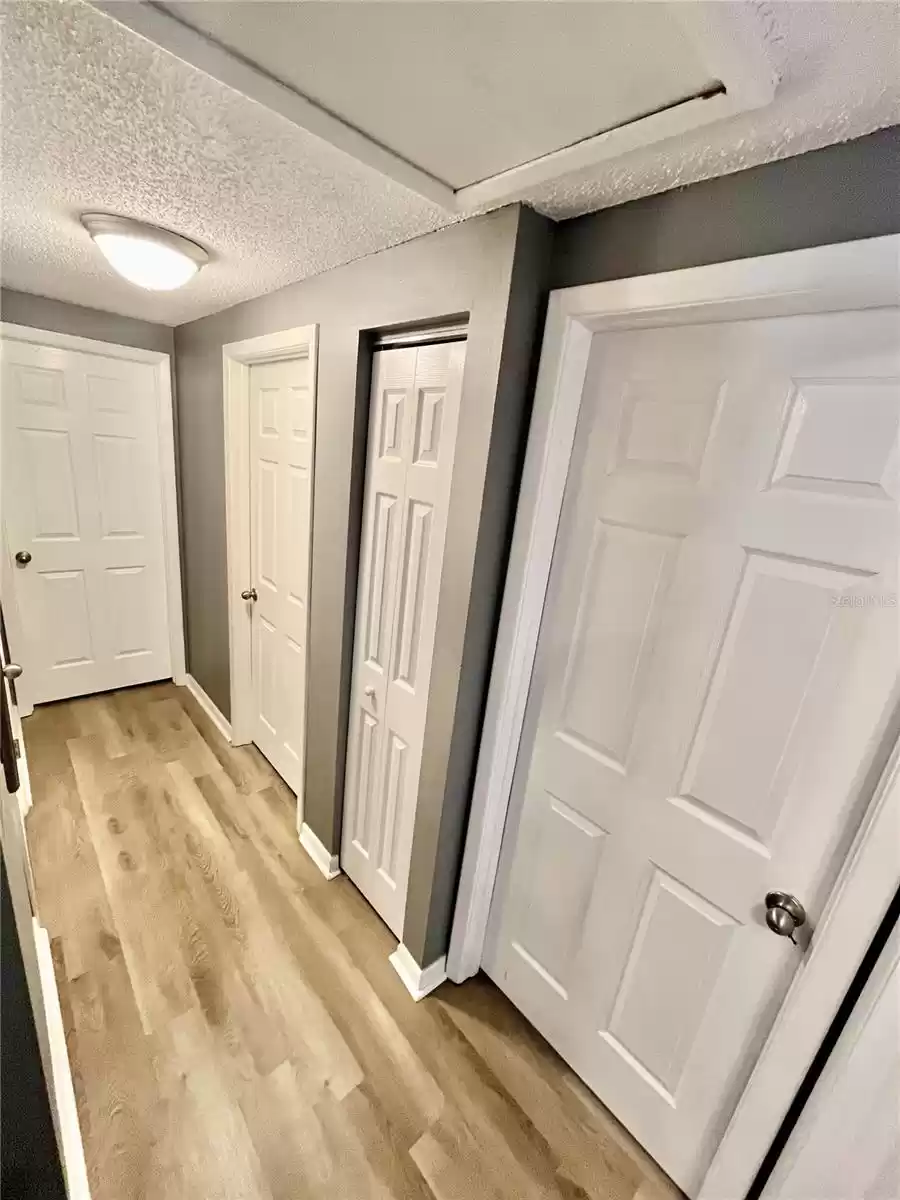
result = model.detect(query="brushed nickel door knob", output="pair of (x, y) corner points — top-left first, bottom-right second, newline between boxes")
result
(2, 663), (23, 681)
(241, 588), (258, 602)
(14, 550), (31, 567)
(765, 891), (807, 944)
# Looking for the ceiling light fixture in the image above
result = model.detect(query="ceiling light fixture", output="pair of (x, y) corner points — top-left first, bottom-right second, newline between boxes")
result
(81, 213), (208, 291)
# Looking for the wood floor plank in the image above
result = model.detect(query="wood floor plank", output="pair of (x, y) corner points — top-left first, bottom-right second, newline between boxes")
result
(23, 683), (683, 1200)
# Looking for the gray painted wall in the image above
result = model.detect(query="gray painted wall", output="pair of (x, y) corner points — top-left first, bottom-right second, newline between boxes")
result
(0, 289), (174, 356)
(405, 207), (553, 964)
(551, 126), (900, 290)
(174, 206), (553, 965)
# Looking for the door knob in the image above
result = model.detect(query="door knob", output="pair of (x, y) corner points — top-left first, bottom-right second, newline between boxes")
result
(765, 891), (807, 944)
(2, 663), (23, 681)
(364, 685), (376, 700)
(240, 588), (258, 602)
(14, 550), (31, 567)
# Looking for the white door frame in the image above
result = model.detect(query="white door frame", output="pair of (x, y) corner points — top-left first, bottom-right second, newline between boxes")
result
(446, 234), (900, 1199)
(0, 322), (185, 716)
(222, 325), (318, 750)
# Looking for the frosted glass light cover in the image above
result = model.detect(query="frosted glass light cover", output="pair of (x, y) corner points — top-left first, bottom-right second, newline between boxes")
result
(93, 232), (200, 291)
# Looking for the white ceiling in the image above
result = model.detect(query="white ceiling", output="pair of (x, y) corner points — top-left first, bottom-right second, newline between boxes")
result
(1, 1), (898, 327)
(160, 2), (721, 190)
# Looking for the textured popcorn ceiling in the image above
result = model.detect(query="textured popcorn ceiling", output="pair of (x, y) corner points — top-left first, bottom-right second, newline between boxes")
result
(0, 1), (458, 325)
(522, 1), (900, 219)
(1, 1), (898, 326)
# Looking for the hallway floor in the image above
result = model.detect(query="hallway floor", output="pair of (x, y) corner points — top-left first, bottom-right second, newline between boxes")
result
(24, 683), (680, 1200)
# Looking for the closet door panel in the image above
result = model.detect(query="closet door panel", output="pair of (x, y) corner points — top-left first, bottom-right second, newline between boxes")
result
(342, 349), (415, 901)
(342, 341), (465, 938)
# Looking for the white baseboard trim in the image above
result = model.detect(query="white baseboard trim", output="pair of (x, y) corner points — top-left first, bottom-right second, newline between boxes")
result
(183, 674), (232, 743)
(298, 823), (341, 880)
(389, 943), (448, 1002)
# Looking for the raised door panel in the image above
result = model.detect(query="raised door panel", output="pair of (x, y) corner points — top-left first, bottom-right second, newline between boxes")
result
(256, 458), (279, 596)
(105, 566), (156, 665)
(503, 792), (607, 1006)
(553, 520), (680, 775)
(94, 433), (142, 539)
(769, 380), (899, 500)
(600, 869), (735, 1101)
(363, 492), (401, 674)
(37, 570), (95, 675)
(20, 428), (81, 541)
(346, 704), (382, 861)
(391, 499), (432, 695)
(374, 730), (409, 885)
(286, 464), (311, 613)
(677, 552), (867, 851)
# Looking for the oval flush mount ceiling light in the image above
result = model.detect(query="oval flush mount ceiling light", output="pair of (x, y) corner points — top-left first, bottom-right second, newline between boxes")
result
(81, 213), (209, 291)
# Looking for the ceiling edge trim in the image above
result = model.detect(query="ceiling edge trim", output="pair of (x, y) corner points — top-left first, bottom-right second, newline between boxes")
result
(85, 0), (777, 218)
(85, 0), (458, 210)
(455, 3), (778, 210)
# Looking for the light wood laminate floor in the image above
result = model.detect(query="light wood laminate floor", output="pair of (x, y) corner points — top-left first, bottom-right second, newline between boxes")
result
(24, 683), (681, 1200)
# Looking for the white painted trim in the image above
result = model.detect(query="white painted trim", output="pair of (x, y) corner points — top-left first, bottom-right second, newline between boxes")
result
(1, 682), (92, 1197)
(183, 674), (232, 743)
(760, 895), (900, 1200)
(85, 2), (773, 213)
(87, 0), (455, 209)
(34, 920), (93, 1200)
(153, 355), (186, 687)
(0, 323), (186, 705)
(222, 325), (318, 772)
(0, 322), (170, 364)
(446, 234), (900, 1199)
(298, 822), (341, 881)
(389, 943), (448, 1002)
(700, 737), (900, 1200)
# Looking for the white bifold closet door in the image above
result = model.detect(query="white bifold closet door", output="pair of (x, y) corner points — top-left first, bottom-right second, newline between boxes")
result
(342, 341), (465, 937)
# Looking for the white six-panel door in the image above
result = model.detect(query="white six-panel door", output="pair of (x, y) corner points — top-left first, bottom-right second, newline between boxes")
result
(2, 338), (172, 703)
(247, 355), (316, 799)
(342, 341), (465, 937)
(485, 310), (899, 1194)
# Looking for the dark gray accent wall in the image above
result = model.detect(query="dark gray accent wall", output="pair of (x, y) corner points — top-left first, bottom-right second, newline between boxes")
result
(551, 126), (900, 290)
(0, 289), (174, 356)
(405, 206), (553, 964)
(174, 206), (553, 966)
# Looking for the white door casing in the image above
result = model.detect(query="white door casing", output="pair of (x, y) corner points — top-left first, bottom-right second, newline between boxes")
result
(760, 915), (900, 1200)
(223, 325), (318, 818)
(0, 635), (91, 1198)
(1, 330), (183, 708)
(341, 341), (465, 938)
(247, 356), (315, 799)
(484, 309), (899, 1194)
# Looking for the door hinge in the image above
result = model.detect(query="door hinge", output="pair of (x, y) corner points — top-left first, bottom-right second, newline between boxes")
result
(13, 737), (21, 759)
